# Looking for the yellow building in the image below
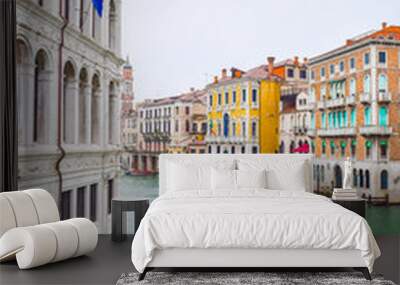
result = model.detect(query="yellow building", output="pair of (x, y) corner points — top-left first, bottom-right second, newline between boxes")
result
(206, 57), (281, 154)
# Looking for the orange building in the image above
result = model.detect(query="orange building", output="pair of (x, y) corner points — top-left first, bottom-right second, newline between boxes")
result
(308, 22), (400, 202)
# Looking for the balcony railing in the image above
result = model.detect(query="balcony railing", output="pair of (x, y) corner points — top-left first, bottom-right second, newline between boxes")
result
(317, 127), (357, 137)
(378, 92), (391, 102)
(360, 92), (371, 103)
(294, 126), (307, 135)
(345, 95), (356, 105)
(317, 101), (326, 109)
(307, 128), (316, 137)
(325, 97), (345, 108)
(360, 125), (392, 136)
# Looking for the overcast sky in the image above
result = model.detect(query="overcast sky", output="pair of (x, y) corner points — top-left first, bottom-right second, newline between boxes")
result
(121, 0), (400, 100)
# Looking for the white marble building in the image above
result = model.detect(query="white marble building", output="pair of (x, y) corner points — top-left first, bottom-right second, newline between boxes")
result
(279, 90), (313, 153)
(16, 0), (123, 233)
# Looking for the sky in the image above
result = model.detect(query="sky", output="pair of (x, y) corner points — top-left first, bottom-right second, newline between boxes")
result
(121, 0), (400, 101)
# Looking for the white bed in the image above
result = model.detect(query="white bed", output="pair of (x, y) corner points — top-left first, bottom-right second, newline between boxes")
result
(131, 154), (380, 280)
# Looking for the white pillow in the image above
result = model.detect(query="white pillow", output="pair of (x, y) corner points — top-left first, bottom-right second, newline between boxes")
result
(237, 158), (308, 191)
(211, 168), (237, 191)
(167, 162), (211, 192)
(236, 169), (267, 189)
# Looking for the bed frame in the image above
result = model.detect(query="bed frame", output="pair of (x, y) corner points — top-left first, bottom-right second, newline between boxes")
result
(138, 154), (371, 281)
(139, 248), (371, 280)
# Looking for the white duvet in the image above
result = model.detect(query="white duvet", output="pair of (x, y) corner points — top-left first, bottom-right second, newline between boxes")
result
(131, 190), (380, 273)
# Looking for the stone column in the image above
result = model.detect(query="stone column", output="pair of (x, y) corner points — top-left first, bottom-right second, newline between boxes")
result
(18, 63), (35, 145)
(64, 80), (79, 144)
(91, 89), (101, 144)
(84, 84), (92, 144)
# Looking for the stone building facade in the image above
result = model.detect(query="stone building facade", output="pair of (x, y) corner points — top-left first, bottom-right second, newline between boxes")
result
(308, 23), (400, 202)
(16, 0), (124, 233)
(135, 89), (207, 173)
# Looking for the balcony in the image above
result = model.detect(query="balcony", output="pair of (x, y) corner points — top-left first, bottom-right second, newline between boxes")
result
(345, 95), (356, 105)
(360, 92), (371, 103)
(317, 127), (357, 137)
(307, 128), (316, 137)
(317, 101), (326, 109)
(360, 125), (392, 136)
(378, 92), (391, 103)
(294, 126), (307, 135)
(325, 97), (345, 108)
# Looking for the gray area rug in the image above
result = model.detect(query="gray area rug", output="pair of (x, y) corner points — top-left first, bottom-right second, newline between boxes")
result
(116, 271), (396, 285)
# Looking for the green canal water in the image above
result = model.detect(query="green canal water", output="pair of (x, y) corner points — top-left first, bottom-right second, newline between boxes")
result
(120, 175), (400, 235)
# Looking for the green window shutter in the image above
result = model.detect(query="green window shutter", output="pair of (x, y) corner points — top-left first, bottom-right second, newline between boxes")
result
(380, 140), (387, 146)
(340, 140), (346, 148)
(351, 139), (357, 146)
(365, 140), (372, 148)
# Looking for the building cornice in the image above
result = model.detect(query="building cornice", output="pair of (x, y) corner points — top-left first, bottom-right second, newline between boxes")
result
(309, 39), (400, 66)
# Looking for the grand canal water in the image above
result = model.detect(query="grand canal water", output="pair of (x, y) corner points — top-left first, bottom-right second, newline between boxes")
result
(119, 174), (400, 235)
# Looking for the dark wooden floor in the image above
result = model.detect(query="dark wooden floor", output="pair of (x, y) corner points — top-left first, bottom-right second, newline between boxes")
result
(0, 235), (399, 285)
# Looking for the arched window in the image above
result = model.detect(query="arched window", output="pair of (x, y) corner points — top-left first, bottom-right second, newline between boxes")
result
(364, 106), (371, 126)
(321, 112), (326, 128)
(16, 39), (32, 145)
(223, 113), (229, 137)
(232, 121), (236, 136)
(379, 106), (388, 126)
(353, 168), (358, 187)
(359, 169), (364, 188)
(91, 73), (101, 144)
(33, 49), (51, 144)
(350, 78), (356, 96)
(109, 0), (117, 50)
(242, 121), (246, 137)
(63, 61), (76, 144)
(208, 145), (212, 153)
(378, 74), (388, 92)
(380, 170), (389, 190)
(365, 170), (370, 189)
(363, 75), (370, 93)
(79, 68), (89, 144)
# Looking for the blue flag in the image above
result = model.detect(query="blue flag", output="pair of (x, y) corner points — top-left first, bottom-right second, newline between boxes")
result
(92, 0), (103, 17)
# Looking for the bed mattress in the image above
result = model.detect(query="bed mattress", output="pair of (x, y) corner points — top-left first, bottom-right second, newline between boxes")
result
(131, 190), (380, 273)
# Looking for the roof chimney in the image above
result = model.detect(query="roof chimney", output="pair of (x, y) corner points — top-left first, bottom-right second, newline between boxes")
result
(303, 57), (308, 65)
(294, 56), (299, 66)
(221, 68), (227, 79)
(267, 56), (275, 77)
(213, 76), (218, 84)
(382, 22), (387, 29)
(190, 87), (195, 92)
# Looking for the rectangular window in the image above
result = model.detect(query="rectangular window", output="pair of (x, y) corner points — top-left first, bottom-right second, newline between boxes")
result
(351, 144), (356, 158)
(364, 52), (370, 66)
(108, 179), (113, 214)
(232, 91), (236, 103)
(209, 95), (212, 107)
(225, 92), (229, 104)
(77, 186), (85, 218)
(311, 70), (315, 80)
(175, 107), (179, 114)
(242, 89), (246, 103)
(185, 106), (190, 115)
(339, 61), (344, 72)
(90, 184), (97, 222)
(350, 57), (355, 70)
(300, 70), (307, 79)
(218, 93), (221, 105)
(287, 68), (294, 78)
(175, 120), (179, 132)
(378, 51), (386, 64)
(330, 64), (334, 75)
(252, 89), (257, 103)
(320, 67), (325, 77)
(380, 144), (387, 159)
(61, 190), (71, 220)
